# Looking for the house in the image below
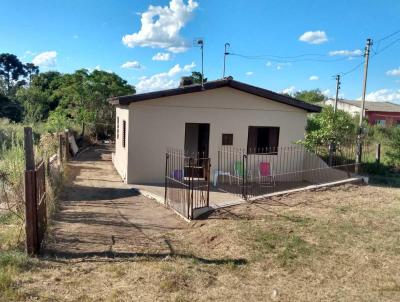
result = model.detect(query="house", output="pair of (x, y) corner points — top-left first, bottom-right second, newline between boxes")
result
(109, 77), (321, 185)
(324, 99), (400, 126)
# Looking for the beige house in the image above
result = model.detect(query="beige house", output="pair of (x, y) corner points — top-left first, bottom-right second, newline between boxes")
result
(109, 77), (321, 185)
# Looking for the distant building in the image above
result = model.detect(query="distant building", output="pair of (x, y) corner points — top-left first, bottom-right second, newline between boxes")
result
(324, 99), (400, 126)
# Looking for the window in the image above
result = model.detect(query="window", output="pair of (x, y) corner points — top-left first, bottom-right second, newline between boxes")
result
(122, 120), (126, 148)
(376, 120), (386, 126)
(222, 133), (233, 145)
(247, 126), (279, 154)
(116, 117), (119, 139)
(397, 120), (400, 128)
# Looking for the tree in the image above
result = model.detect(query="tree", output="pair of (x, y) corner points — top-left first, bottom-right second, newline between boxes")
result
(0, 53), (26, 95)
(54, 69), (135, 137)
(294, 89), (326, 104)
(0, 93), (22, 122)
(191, 71), (207, 84)
(15, 71), (62, 122)
(24, 63), (39, 83)
(301, 105), (356, 149)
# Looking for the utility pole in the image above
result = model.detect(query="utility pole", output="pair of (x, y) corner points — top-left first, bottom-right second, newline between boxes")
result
(359, 38), (372, 129)
(334, 74), (341, 113)
(223, 43), (230, 78)
(328, 75), (341, 166)
(356, 38), (373, 172)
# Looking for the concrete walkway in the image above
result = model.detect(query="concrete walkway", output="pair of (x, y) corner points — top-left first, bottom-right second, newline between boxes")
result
(44, 145), (186, 258)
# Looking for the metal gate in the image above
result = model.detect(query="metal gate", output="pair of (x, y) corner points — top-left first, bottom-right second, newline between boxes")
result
(165, 149), (210, 219)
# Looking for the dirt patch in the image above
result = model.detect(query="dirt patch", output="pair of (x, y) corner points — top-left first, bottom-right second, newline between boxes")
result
(43, 145), (186, 258)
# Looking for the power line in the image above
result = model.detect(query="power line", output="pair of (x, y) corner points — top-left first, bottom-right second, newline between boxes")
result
(375, 29), (400, 43)
(229, 53), (355, 63)
(338, 35), (400, 77)
(372, 37), (400, 56)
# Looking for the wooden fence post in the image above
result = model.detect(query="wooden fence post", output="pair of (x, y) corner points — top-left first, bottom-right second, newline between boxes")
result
(24, 127), (38, 255)
(375, 143), (381, 164)
(58, 134), (63, 167)
(64, 129), (69, 162)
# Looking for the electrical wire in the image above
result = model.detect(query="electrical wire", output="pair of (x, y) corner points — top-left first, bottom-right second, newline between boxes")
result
(229, 52), (357, 63)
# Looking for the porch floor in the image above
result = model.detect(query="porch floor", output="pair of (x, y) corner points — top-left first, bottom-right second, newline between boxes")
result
(130, 183), (244, 208)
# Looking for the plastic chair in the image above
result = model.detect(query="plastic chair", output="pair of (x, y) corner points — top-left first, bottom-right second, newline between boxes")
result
(258, 162), (275, 187)
(172, 169), (183, 181)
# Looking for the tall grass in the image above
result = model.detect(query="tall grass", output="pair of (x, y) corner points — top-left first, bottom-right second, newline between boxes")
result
(0, 118), (62, 249)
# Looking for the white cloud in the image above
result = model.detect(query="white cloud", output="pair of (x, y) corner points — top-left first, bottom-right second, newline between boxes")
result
(322, 89), (331, 97)
(32, 51), (57, 67)
(121, 61), (142, 69)
(266, 61), (272, 67)
(245, 71), (253, 76)
(276, 62), (291, 70)
(281, 86), (297, 95)
(183, 61), (196, 71)
(386, 67), (400, 76)
(122, 0), (198, 53)
(299, 30), (328, 44)
(309, 75), (319, 81)
(328, 49), (362, 57)
(152, 52), (172, 61)
(362, 89), (400, 102)
(135, 62), (196, 93)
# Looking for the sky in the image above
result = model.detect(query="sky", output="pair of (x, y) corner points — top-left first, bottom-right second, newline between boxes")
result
(1, 0), (400, 102)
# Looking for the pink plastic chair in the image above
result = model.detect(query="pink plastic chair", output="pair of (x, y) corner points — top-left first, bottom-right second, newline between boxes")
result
(258, 162), (275, 187)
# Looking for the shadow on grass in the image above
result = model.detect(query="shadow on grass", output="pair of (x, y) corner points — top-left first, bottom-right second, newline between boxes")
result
(41, 250), (247, 266)
(367, 175), (400, 188)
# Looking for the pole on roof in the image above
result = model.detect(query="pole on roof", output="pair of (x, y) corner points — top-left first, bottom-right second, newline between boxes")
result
(201, 41), (204, 88)
(223, 43), (230, 78)
(356, 38), (373, 173)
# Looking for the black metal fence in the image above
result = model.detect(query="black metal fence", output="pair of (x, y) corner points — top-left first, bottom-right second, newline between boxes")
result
(216, 142), (372, 200)
(165, 148), (210, 219)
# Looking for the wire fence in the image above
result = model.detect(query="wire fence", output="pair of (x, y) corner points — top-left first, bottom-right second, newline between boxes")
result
(165, 148), (210, 219)
(216, 141), (375, 200)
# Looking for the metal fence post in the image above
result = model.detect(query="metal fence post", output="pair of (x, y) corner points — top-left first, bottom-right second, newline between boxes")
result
(164, 153), (169, 205)
(206, 158), (211, 207)
(242, 154), (248, 200)
(375, 143), (381, 164)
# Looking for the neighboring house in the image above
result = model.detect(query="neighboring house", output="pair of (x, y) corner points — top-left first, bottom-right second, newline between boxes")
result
(109, 77), (321, 184)
(324, 99), (400, 126)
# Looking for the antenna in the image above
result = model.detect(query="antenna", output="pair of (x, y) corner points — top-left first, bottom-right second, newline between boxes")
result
(194, 38), (204, 87)
(223, 42), (230, 78)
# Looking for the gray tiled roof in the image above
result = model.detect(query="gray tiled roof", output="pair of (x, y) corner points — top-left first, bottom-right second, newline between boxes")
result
(332, 99), (400, 112)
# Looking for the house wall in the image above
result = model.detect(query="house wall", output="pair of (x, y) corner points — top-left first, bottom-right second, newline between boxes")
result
(113, 106), (130, 181)
(366, 111), (400, 126)
(123, 87), (308, 184)
(324, 100), (361, 116)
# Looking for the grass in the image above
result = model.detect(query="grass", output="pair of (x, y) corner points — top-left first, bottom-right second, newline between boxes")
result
(1, 184), (400, 301)
(0, 250), (36, 302)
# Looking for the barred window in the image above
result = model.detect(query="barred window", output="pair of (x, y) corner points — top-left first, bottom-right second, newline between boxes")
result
(247, 126), (279, 154)
(122, 120), (126, 148)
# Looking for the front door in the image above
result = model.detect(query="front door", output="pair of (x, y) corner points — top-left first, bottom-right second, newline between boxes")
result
(184, 123), (210, 158)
